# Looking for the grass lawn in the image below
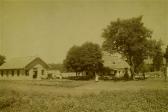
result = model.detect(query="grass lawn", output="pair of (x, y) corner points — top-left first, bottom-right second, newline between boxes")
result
(0, 79), (168, 112)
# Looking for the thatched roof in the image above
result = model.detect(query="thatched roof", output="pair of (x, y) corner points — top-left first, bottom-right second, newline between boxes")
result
(102, 52), (130, 70)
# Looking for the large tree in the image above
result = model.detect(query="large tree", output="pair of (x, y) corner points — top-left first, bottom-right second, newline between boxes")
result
(63, 45), (83, 75)
(80, 42), (103, 75)
(0, 55), (5, 66)
(102, 16), (152, 79)
(64, 42), (103, 77)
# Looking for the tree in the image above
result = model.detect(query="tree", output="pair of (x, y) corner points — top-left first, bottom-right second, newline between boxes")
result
(63, 45), (83, 75)
(153, 50), (163, 71)
(80, 42), (103, 76)
(164, 45), (168, 65)
(102, 16), (152, 79)
(147, 39), (163, 71)
(64, 42), (103, 78)
(163, 45), (168, 80)
(0, 55), (5, 66)
(137, 63), (151, 79)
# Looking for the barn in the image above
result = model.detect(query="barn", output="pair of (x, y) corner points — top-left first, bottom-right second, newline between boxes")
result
(0, 57), (49, 80)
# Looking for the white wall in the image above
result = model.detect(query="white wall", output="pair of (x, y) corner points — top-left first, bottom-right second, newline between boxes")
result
(114, 69), (131, 78)
(0, 69), (30, 80)
(0, 64), (47, 80)
(28, 64), (48, 79)
(47, 70), (61, 78)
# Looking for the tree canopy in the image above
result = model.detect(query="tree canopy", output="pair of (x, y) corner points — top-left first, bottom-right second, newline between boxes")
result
(64, 42), (103, 76)
(64, 45), (83, 74)
(102, 16), (153, 79)
(164, 45), (168, 65)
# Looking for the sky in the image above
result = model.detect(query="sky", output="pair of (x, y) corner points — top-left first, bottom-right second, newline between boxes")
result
(0, 0), (167, 63)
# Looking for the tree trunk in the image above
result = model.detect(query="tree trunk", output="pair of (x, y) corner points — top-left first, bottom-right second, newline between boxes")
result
(130, 56), (135, 80)
(165, 65), (167, 81)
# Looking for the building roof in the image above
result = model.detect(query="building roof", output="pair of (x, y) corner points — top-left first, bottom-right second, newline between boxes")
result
(0, 56), (48, 70)
(102, 52), (130, 70)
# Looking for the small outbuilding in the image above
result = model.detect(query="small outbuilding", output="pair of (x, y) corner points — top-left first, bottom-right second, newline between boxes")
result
(0, 57), (49, 80)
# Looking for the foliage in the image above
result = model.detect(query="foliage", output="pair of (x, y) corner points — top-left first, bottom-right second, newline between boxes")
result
(102, 16), (153, 79)
(79, 42), (103, 73)
(149, 39), (163, 71)
(164, 45), (168, 65)
(163, 45), (168, 80)
(137, 63), (153, 73)
(64, 42), (103, 76)
(153, 51), (163, 71)
(67, 76), (92, 80)
(0, 55), (5, 66)
(63, 45), (83, 74)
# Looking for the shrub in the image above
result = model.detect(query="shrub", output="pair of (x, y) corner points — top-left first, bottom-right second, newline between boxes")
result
(67, 76), (92, 80)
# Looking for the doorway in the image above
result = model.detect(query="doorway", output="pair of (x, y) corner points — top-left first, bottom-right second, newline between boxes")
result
(33, 68), (38, 79)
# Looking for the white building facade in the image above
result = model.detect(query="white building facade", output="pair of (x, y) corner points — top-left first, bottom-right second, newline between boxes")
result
(0, 57), (49, 80)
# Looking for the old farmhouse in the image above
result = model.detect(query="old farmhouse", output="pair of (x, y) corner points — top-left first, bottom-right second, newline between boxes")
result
(0, 57), (49, 80)
(102, 52), (131, 78)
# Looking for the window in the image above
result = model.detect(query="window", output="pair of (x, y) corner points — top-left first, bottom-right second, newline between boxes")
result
(25, 70), (29, 76)
(41, 70), (44, 75)
(12, 70), (14, 76)
(17, 70), (20, 76)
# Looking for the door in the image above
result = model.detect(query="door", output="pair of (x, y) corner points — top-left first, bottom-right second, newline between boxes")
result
(33, 68), (38, 79)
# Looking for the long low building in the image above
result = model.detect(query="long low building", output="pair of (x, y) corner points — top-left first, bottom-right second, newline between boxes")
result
(0, 57), (49, 80)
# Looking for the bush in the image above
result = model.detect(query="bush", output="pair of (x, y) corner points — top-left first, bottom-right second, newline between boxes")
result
(66, 76), (92, 80)
(146, 71), (163, 78)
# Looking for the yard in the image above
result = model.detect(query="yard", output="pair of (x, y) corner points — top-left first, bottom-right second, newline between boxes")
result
(0, 79), (168, 112)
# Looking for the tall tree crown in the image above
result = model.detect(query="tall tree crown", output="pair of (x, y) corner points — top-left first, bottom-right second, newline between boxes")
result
(102, 16), (152, 56)
(64, 42), (103, 74)
(102, 16), (153, 74)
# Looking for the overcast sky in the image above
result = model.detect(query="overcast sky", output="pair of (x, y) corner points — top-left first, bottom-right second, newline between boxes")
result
(0, 0), (167, 63)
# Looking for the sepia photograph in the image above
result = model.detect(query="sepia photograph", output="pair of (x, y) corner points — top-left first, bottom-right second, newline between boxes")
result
(0, 0), (168, 111)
